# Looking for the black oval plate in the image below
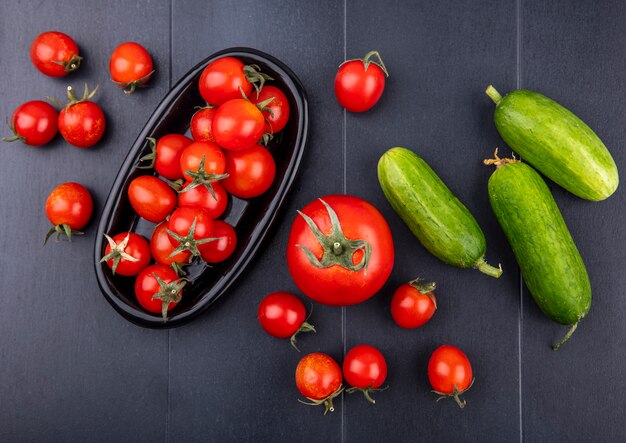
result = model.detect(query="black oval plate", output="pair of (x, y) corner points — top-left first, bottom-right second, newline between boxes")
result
(94, 48), (308, 328)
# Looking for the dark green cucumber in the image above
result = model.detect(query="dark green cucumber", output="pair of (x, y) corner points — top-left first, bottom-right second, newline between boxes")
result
(378, 147), (501, 278)
(486, 154), (591, 349)
(486, 85), (618, 201)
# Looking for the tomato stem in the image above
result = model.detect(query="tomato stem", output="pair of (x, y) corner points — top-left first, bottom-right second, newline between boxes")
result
(475, 257), (503, 278)
(552, 321), (579, 350)
(298, 384), (344, 415)
(485, 85), (503, 105)
(99, 233), (139, 275)
(289, 321), (317, 352)
(346, 384), (388, 405)
(362, 50), (389, 77)
(52, 54), (83, 73)
(433, 378), (474, 409)
(44, 224), (84, 245)
(138, 137), (157, 169)
(151, 273), (186, 322)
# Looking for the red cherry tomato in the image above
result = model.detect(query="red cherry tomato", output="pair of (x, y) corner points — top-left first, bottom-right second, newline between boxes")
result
(286, 195), (394, 306)
(428, 345), (474, 409)
(178, 180), (228, 219)
(128, 176), (176, 223)
(142, 134), (192, 180)
(30, 31), (81, 77)
(101, 232), (151, 276)
(258, 292), (315, 350)
(250, 85), (290, 134)
(109, 42), (154, 95)
(150, 222), (192, 270)
(167, 207), (215, 257)
(198, 57), (270, 106)
(179, 141), (227, 183)
(212, 99), (265, 151)
(3, 101), (58, 146)
(44, 182), (93, 243)
(334, 51), (388, 112)
(190, 107), (217, 142)
(57, 84), (105, 148)
(343, 344), (388, 404)
(200, 220), (237, 263)
(134, 264), (185, 321)
(222, 145), (276, 198)
(296, 353), (343, 415)
(391, 279), (437, 328)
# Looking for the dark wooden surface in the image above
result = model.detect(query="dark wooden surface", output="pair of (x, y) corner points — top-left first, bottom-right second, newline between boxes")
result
(0, 0), (624, 441)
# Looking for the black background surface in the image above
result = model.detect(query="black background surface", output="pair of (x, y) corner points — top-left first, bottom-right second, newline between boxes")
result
(0, 0), (624, 441)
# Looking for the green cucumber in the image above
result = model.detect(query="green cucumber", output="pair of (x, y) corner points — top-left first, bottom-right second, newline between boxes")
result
(485, 153), (591, 349)
(378, 147), (502, 278)
(486, 85), (618, 201)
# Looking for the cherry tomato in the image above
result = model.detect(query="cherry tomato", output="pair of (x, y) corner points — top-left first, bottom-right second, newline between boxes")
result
(198, 57), (270, 106)
(30, 31), (81, 77)
(391, 279), (437, 328)
(212, 99), (265, 151)
(57, 84), (105, 148)
(44, 182), (93, 244)
(101, 232), (151, 276)
(3, 101), (58, 146)
(343, 344), (387, 404)
(334, 51), (388, 112)
(109, 42), (154, 95)
(258, 292), (315, 350)
(179, 141), (227, 186)
(141, 134), (192, 180)
(150, 222), (192, 272)
(200, 220), (237, 263)
(222, 145), (276, 199)
(296, 353), (343, 415)
(428, 345), (474, 409)
(134, 264), (186, 322)
(286, 195), (394, 306)
(178, 180), (228, 219)
(250, 85), (290, 134)
(190, 107), (216, 142)
(167, 207), (215, 257)
(128, 175), (176, 223)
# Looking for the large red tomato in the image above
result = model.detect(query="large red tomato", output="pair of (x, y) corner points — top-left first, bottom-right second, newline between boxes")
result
(286, 195), (394, 306)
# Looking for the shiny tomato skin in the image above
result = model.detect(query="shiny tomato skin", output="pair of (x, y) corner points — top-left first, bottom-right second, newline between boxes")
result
(190, 107), (217, 142)
(30, 31), (80, 77)
(7, 101), (58, 146)
(104, 232), (151, 276)
(128, 176), (176, 223)
(198, 57), (253, 106)
(257, 292), (306, 338)
(134, 264), (181, 314)
(58, 101), (105, 148)
(179, 141), (226, 181)
(250, 85), (290, 133)
(178, 180), (228, 219)
(154, 134), (192, 180)
(45, 182), (93, 229)
(212, 99), (265, 151)
(286, 195), (394, 306)
(200, 220), (237, 263)
(343, 345), (387, 389)
(428, 345), (473, 394)
(391, 283), (437, 328)
(295, 353), (342, 400)
(335, 60), (386, 112)
(109, 42), (153, 85)
(150, 222), (192, 266)
(167, 207), (215, 251)
(222, 145), (276, 199)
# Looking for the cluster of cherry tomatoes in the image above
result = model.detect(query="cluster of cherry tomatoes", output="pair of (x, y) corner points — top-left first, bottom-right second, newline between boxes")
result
(101, 56), (290, 320)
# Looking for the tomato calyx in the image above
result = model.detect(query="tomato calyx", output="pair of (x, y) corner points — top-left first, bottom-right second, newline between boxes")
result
(151, 272), (186, 322)
(290, 307), (317, 352)
(166, 216), (219, 258)
(99, 233), (140, 275)
(432, 378), (474, 409)
(44, 223), (84, 245)
(113, 70), (155, 96)
(52, 53), (83, 73)
(2, 117), (26, 143)
(242, 64), (273, 97)
(408, 277), (437, 308)
(138, 137), (157, 169)
(341, 50), (389, 77)
(345, 383), (389, 405)
(180, 154), (229, 199)
(48, 83), (99, 111)
(298, 384), (344, 415)
(296, 198), (371, 272)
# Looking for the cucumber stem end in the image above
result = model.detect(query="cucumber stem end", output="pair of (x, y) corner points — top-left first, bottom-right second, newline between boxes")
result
(552, 322), (579, 350)
(475, 258), (503, 278)
(485, 85), (502, 105)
